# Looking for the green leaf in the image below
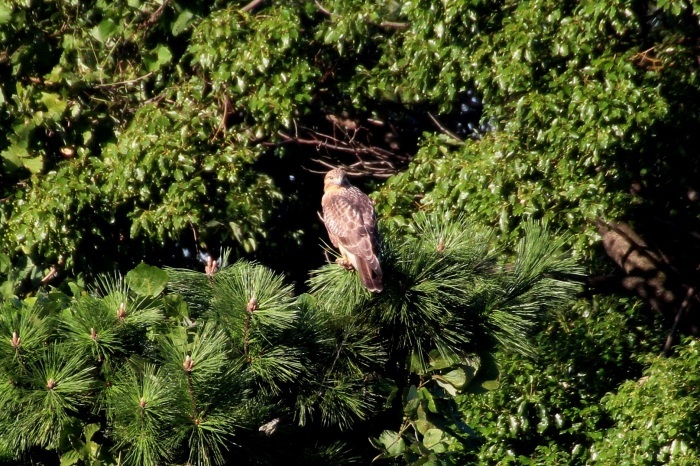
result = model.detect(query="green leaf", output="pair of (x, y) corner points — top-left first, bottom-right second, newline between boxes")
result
(375, 430), (406, 457)
(1, 144), (27, 171)
(60, 450), (81, 466)
(418, 387), (439, 413)
(84, 423), (100, 442)
(480, 379), (500, 390)
(22, 155), (44, 173)
(415, 412), (434, 435)
(145, 45), (173, 72)
(91, 19), (118, 43)
(435, 378), (458, 396)
(157, 45), (172, 66)
(423, 428), (446, 451)
(0, 253), (10, 273)
(40, 92), (67, 120)
(126, 262), (168, 296)
(428, 350), (454, 370)
(434, 368), (467, 389)
(172, 10), (194, 35)
(0, 3), (12, 25)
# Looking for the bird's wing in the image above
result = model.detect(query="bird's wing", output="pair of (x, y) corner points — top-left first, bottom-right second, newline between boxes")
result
(322, 187), (378, 264)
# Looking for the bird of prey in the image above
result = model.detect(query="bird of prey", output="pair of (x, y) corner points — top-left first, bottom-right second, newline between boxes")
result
(321, 168), (383, 292)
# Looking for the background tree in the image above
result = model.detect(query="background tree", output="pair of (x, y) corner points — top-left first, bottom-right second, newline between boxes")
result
(1, 0), (482, 290)
(2, 0), (698, 330)
(370, 0), (700, 336)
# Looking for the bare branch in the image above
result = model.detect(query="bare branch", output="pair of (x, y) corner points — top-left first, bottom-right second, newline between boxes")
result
(427, 112), (464, 143)
(379, 21), (409, 29)
(211, 94), (233, 142)
(315, 1), (409, 29)
(664, 286), (697, 356)
(241, 0), (267, 13)
(309, 158), (339, 170)
(278, 131), (397, 159)
(40, 267), (59, 285)
(138, 0), (170, 32)
(275, 111), (412, 178)
(94, 72), (154, 88)
(314, 1), (333, 16)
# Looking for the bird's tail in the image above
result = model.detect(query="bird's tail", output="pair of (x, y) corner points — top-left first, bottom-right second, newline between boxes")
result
(357, 258), (383, 293)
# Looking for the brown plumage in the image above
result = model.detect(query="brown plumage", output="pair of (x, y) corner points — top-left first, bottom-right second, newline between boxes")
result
(321, 168), (383, 292)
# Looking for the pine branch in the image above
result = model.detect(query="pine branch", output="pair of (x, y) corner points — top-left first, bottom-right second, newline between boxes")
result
(485, 220), (585, 356)
(166, 266), (217, 316)
(295, 374), (377, 430)
(0, 300), (54, 376)
(307, 262), (371, 315)
(184, 411), (236, 466)
(110, 363), (183, 466)
(506, 220), (585, 300)
(160, 322), (231, 389)
(60, 296), (125, 364)
(208, 261), (297, 339)
(309, 212), (583, 369)
(23, 346), (94, 449)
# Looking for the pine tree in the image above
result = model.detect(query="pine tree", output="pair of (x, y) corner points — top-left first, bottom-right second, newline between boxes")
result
(0, 212), (582, 465)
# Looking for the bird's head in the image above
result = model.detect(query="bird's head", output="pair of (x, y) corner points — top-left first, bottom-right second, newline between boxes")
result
(324, 168), (350, 188)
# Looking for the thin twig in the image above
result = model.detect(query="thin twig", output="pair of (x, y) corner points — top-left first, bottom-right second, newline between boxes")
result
(40, 267), (59, 285)
(241, 0), (266, 13)
(314, 1), (333, 16)
(143, 93), (167, 106)
(427, 112), (464, 143)
(93, 72), (154, 88)
(211, 94), (233, 141)
(279, 131), (398, 158)
(309, 160), (394, 178)
(276, 114), (410, 178)
(138, 0), (170, 31)
(379, 21), (409, 29)
(311, 158), (339, 170)
(663, 286), (696, 356)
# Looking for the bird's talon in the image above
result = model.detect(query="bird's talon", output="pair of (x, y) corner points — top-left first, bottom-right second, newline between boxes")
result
(335, 258), (354, 270)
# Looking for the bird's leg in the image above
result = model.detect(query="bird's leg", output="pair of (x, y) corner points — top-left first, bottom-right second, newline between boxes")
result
(336, 251), (355, 270)
(336, 257), (355, 270)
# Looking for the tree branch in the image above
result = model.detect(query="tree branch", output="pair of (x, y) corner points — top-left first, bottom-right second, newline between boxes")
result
(315, 1), (409, 29)
(314, 1), (333, 16)
(138, 0), (170, 32)
(278, 130), (405, 178)
(427, 112), (464, 143)
(93, 72), (154, 89)
(663, 286), (696, 356)
(241, 0), (266, 13)
(379, 21), (409, 29)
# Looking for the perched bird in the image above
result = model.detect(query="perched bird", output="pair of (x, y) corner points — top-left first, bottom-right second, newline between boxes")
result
(321, 168), (383, 292)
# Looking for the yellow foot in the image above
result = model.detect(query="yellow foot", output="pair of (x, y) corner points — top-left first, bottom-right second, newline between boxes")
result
(335, 257), (354, 270)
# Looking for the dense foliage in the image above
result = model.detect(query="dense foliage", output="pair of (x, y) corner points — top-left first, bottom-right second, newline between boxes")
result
(375, 0), (699, 248)
(593, 338), (700, 464)
(1, 0), (288, 283)
(0, 215), (583, 465)
(367, 0), (700, 333)
(458, 296), (668, 464)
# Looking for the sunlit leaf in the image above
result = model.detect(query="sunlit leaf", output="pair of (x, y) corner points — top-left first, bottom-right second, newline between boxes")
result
(126, 263), (168, 297)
